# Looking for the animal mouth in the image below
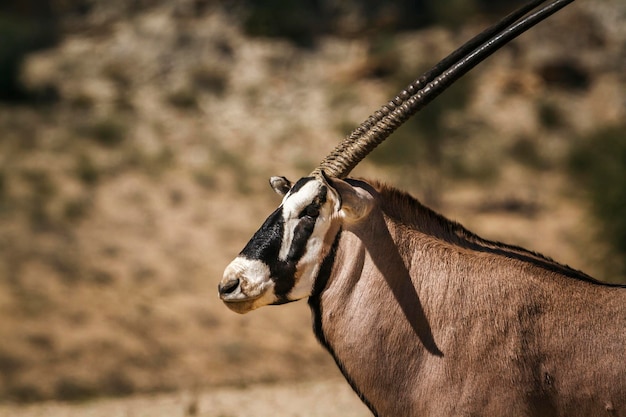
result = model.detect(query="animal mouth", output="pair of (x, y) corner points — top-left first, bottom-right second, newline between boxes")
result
(220, 295), (262, 314)
(218, 277), (267, 313)
(219, 258), (275, 313)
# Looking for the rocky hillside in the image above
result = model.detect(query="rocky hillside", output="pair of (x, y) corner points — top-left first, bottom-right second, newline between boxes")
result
(0, 0), (624, 403)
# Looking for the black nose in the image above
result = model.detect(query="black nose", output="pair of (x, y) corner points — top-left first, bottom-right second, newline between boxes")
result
(218, 278), (240, 296)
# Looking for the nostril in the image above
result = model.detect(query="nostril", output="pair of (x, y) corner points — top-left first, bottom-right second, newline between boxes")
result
(218, 278), (240, 296)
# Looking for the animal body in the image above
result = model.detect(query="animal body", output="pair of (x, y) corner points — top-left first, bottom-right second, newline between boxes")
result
(218, 0), (626, 415)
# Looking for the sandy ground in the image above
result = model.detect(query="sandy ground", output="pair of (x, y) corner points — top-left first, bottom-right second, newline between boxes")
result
(0, 379), (371, 417)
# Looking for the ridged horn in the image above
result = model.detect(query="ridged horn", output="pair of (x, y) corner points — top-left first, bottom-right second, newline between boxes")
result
(311, 0), (575, 179)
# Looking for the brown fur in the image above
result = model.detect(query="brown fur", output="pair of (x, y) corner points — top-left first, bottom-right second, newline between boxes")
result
(312, 180), (626, 417)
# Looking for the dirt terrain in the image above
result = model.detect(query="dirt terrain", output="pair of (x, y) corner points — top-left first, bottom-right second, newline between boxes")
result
(0, 0), (624, 413)
(0, 378), (371, 417)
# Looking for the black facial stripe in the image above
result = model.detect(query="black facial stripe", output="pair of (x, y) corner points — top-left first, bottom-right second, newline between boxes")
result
(240, 207), (284, 261)
(273, 212), (318, 300)
(284, 184), (327, 265)
(287, 216), (316, 261)
(271, 260), (296, 299)
(318, 184), (328, 205)
(239, 207), (297, 299)
(239, 180), (329, 302)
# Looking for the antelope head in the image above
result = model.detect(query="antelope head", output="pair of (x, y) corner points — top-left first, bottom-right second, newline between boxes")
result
(218, 0), (575, 314)
(218, 172), (374, 313)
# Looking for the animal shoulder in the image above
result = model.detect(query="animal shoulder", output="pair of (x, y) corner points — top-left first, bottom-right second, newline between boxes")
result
(367, 180), (622, 287)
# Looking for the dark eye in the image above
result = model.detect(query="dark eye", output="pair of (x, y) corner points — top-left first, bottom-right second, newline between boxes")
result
(305, 205), (320, 218)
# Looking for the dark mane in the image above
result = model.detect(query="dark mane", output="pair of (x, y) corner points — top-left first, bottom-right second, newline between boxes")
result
(368, 180), (619, 287)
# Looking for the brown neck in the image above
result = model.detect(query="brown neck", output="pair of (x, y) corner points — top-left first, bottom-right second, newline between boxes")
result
(309, 207), (444, 416)
(369, 180), (609, 285)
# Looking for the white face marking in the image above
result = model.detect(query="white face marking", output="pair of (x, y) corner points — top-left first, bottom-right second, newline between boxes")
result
(219, 177), (342, 313)
(278, 180), (325, 261)
(285, 183), (338, 301)
(221, 257), (274, 302)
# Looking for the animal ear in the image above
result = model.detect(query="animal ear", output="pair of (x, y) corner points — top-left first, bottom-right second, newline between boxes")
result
(326, 177), (373, 222)
(269, 176), (292, 196)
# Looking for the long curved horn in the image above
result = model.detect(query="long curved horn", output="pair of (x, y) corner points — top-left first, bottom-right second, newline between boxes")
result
(311, 0), (575, 178)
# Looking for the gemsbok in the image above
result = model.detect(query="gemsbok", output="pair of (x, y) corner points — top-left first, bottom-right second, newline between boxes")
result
(218, 0), (626, 415)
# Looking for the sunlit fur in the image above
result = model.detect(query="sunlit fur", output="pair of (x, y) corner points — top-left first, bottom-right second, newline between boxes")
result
(220, 176), (626, 416)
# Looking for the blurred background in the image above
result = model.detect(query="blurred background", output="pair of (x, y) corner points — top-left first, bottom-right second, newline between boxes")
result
(0, 0), (624, 411)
